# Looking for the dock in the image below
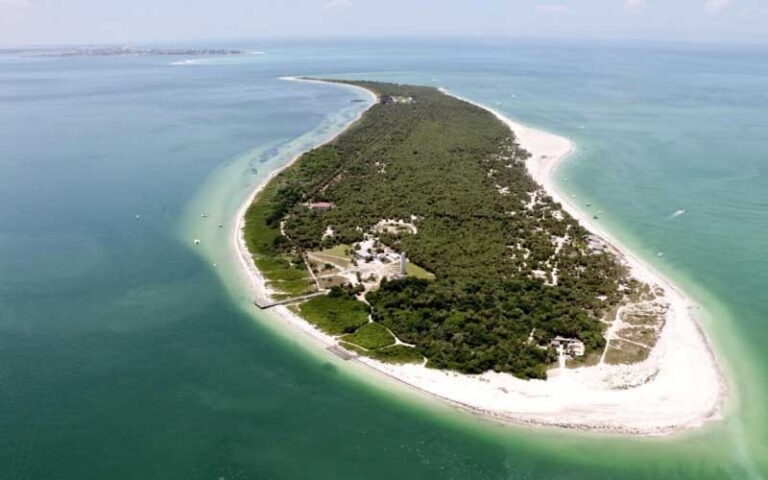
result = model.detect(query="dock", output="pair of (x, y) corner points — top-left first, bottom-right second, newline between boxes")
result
(253, 291), (327, 309)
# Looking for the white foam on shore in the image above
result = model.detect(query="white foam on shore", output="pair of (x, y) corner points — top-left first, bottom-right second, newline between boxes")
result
(232, 78), (727, 436)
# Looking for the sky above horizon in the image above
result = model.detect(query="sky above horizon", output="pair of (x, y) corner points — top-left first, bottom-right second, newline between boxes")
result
(1, 0), (767, 46)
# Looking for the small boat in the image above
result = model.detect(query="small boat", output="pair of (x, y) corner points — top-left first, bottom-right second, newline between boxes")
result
(201, 213), (209, 218)
(593, 215), (599, 220)
(193, 239), (201, 245)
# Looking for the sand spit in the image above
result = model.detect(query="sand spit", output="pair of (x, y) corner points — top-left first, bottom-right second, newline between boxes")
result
(233, 78), (726, 436)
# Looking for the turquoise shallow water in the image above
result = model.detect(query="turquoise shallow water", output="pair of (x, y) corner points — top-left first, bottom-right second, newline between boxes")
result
(0, 40), (766, 479)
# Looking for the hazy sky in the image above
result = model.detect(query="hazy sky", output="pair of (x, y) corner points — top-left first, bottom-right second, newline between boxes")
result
(1, 0), (767, 46)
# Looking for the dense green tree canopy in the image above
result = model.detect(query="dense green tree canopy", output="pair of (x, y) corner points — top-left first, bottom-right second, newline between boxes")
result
(245, 81), (633, 379)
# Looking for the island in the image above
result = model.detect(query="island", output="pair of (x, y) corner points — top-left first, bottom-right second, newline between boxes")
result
(235, 78), (725, 435)
(32, 46), (245, 57)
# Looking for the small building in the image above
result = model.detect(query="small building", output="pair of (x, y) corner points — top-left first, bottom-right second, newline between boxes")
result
(308, 202), (334, 210)
(550, 336), (585, 357)
(381, 95), (414, 105)
(582, 234), (608, 254)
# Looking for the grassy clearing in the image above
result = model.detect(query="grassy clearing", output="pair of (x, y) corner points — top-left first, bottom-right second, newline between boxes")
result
(321, 244), (352, 258)
(309, 244), (353, 269)
(405, 262), (435, 280)
(367, 345), (423, 364)
(298, 294), (369, 335)
(256, 256), (314, 300)
(338, 341), (366, 355)
(310, 253), (350, 269)
(306, 257), (340, 274)
(317, 275), (349, 290)
(293, 296), (420, 365)
(243, 182), (314, 297)
(342, 322), (395, 349)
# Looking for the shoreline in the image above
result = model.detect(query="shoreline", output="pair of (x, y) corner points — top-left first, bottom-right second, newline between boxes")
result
(233, 78), (727, 436)
(232, 76), (378, 304)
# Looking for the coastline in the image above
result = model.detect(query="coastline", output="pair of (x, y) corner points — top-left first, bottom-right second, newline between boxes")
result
(233, 78), (727, 436)
(232, 76), (377, 303)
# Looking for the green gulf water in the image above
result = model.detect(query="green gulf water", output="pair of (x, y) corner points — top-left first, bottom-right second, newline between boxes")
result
(0, 40), (766, 479)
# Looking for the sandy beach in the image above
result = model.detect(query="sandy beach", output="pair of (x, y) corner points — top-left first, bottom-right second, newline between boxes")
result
(233, 78), (727, 436)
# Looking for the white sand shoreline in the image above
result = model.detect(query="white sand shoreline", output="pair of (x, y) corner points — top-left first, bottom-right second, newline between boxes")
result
(233, 78), (727, 436)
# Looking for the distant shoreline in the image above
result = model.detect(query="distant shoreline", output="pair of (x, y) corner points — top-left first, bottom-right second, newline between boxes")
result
(233, 77), (726, 436)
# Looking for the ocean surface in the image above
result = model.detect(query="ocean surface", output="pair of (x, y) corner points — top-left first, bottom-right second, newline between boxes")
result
(1, 40), (766, 479)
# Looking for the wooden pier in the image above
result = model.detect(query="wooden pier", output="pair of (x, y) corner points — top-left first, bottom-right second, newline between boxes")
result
(253, 291), (327, 309)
